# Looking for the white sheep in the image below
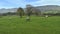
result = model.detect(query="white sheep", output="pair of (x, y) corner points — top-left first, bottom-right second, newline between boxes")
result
(26, 16), (30, 21)
(45, 15), (48, 18)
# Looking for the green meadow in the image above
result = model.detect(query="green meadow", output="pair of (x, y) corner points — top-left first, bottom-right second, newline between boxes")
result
(0, 16), (60, 34)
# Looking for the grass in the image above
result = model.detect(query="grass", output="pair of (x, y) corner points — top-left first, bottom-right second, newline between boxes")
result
(0, 16), (60, 34)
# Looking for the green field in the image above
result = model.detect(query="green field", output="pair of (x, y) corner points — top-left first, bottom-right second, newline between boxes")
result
(0, 16), (60, 34)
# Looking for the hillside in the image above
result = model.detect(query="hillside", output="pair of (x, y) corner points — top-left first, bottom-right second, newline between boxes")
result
(36, 5), (60, 13)
(36, 5), (60, 11)
(0, 5), (60, 13)
(0, 8), (17, 13)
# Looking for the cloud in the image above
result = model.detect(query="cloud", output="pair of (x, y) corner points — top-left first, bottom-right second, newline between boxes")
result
(2, 0), (27, 8)
(29, 0), (60, 6)
(24, 0), (40, 2)
(0, 0), (60, 8)
(0, 0), (19, 8)
(4, 0), (41, 7)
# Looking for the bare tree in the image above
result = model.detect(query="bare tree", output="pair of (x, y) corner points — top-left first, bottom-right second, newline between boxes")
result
(17, 7), (24, 18)
(26, 4), (33, 16)
(25, 4), (33, 21)
(35, 8), (41, 16)
(32, 8), (41, 16)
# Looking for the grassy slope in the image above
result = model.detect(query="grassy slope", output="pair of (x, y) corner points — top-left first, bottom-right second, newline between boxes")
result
(0, 16), (60, 34)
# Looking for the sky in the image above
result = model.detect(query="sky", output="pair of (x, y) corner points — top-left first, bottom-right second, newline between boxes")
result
(0, 0), (60, 8)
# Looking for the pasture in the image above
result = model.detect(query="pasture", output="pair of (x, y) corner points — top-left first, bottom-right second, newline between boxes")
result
(0, 16), (60, 34)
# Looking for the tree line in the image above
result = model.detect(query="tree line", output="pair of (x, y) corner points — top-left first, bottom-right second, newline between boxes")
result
(0, 4), (60, 17)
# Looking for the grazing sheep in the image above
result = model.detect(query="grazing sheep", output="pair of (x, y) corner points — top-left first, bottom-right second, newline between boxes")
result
(45, 15), (48, 18)
(26, 16), (30, 21)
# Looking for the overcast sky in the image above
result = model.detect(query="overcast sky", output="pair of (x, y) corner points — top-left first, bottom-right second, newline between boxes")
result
(0, 0), (60, 8)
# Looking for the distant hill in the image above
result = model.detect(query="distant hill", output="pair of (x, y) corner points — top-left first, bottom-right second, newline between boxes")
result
(36, 5), (60, 13)
(0, 5), (60, 13)
(0, 8), (17, 13)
